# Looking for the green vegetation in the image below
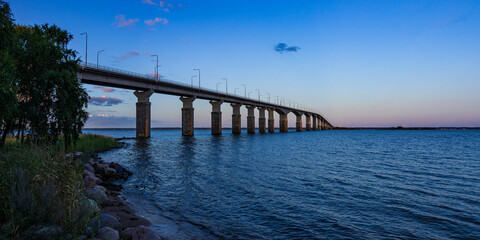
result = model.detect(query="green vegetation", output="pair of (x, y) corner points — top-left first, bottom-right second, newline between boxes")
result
(0, 1), (88, 148)
(74, 134), (120, 153)
(0, 134), (119, 239)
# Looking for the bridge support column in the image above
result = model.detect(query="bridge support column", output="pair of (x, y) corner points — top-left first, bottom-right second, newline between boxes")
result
(267, 109), (275, 133)
(312, 116), (317, 131)
(317, 117), (321, 130)
(296, 115), (302, 132)
(231, 103), (242, 134)
(246, 105), (256, 134)
(279, 113), (288, 133)
(210, 100), (223, 135)
(258, 107), (266, 133)
(321, 119), (324, 130)
(305, 115), (311, 131)
(134, 90), (154, 138)
(180, 96), (195, 136)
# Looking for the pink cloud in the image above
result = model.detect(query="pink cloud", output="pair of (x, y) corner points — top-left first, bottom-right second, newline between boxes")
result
(114, 15), (140, 28)
(144, 18), (168, 26)
(113, 51), (140, 61)
(93, 86), (116, 93)
(159, 1), (166, 7)
(142, 0), (157, 5)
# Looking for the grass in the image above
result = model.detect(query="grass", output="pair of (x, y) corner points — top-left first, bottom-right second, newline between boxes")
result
(0, 134), (120, 239)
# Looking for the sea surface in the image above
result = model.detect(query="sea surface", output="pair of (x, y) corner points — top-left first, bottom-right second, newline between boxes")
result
(84, 129), (480, 239)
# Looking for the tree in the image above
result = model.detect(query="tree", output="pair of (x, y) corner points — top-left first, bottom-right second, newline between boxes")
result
(0, 1), (17, 147)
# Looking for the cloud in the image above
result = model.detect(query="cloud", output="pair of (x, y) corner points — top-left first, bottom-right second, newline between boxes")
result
(89, 95), (123, 106)
(93, 86), (116, 93)
(275, 43), (301, 53)
(142, 0), (157, 5)
(145, 18), (168, 26)
(114, 15), (140, 28)
(114, 51), (140, 60)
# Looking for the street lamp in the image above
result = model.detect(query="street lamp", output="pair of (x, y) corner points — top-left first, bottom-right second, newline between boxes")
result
(255, 89), (260, 101)
(234, 88), (239, 95)
(96, 50), (104, 68)
(222, 78), (228, 94)
(193, 69), (200, 89)
(80, 32), (87, 67)
(151, 55), (158, 81)
(241, 84), (246, 98)
(216, 83), (222, 92)
(190, 75), (197, 88)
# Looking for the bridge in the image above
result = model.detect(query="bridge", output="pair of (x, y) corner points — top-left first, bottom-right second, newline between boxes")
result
(77, 63), (334, 137)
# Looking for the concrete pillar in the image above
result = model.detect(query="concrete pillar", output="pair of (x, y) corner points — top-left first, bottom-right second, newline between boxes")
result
(180, 96), (195, 136)
(210, 100), (223, 135)
(321, 118), (324, 130)
(279, 113), (288, 133)
(134, 90), (154, 138)
(267, 108), (275, 133)
(305, 115), (311, 131)
(317, 117), (321, 130)
(295, 114), (303, 132)
(312, 116), (317, 131)
(246, 105), (256, 134)
(258, 107), (266, 133)
(231, 103), (242, 134)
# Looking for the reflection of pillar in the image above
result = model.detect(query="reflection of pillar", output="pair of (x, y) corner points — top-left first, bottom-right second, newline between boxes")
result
(312, 116), (317, 131)
(305, 115), (311, 131)
(295, 114), (302, 132)
(279, 113), (288, 133)
(258, 107), (266, 133)
(246, 105), (256, 134)
(180, 96), (195, 136)
(267, 108), (275, 133)
(231, 103), (242, 134)
(210, 100), (223, 135)
(134, 90), (154, 138)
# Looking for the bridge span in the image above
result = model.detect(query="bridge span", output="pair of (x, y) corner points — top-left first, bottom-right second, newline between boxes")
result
(77, 64), (334, 137)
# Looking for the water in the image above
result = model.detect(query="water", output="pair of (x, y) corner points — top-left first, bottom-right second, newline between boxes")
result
(84, 129), (480, 239)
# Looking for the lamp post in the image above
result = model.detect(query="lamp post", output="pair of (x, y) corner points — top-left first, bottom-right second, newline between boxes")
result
(151, 55), (158, 81)
(222, 78), (228, 94)
(234, 88), (239, 95)
(190, 75), (197, 88)
(241, 84), (246, 98)
(216, 83), (221, 92)
(255, 89), (260, 101)
(193, 69), (200, 89)
(96, 50), (104, 68)
(80, 32), (87, 67)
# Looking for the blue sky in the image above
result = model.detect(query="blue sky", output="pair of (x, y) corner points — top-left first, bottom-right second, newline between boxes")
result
(10, 0), (480, 127)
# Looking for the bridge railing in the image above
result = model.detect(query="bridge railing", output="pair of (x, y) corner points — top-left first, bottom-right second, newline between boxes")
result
(79, 62), (323, 117)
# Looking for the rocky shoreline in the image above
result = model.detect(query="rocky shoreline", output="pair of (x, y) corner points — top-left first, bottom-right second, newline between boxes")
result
(80, 152), (161, 240)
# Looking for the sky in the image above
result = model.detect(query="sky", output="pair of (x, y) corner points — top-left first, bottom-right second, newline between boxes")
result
(9, 0), (480, 128)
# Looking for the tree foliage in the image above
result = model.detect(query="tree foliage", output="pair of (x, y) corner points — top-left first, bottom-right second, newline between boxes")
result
(0, 1), (88, 148)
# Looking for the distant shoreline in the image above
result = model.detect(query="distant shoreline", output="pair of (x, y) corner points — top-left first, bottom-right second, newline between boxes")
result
(83, 127), (480, 130)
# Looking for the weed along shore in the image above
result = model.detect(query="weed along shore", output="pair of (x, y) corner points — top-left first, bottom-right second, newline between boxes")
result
(0, 134), (161, 239)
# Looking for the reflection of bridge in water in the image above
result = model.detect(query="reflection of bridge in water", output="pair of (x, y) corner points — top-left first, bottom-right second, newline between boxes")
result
(78, 63), (334, 137)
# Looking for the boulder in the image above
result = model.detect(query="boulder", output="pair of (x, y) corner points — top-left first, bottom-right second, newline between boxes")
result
(121, 227), (136, 240)
(88, 158), (95, 165)
(33, 224), (63, 240)
(94, 185), (107, 192)
(85, 188), (107, 204)
(98, 227), (119, 240)
(93, 162), (109, 174)
(87, 198), (100, 212)
(88, 213), (122, 233)
(131, 225), (161, 240)
(104, 167), (117, 178)
(84, 163), (95, 174)
(84, 175), (97, 189)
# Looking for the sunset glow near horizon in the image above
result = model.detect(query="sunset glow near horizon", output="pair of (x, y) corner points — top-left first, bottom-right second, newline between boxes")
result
(11, 0), (480, 128)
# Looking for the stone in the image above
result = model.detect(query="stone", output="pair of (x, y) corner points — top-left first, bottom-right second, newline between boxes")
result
(84, 163), (95, 174)
(87, 198), (100, 212)
(84, 226), (93, 237)
(77, 235), (87, 240)
(94, 185), (107, 192)
(104, 167), (117, 178)
(93, 162), (109, 174)
(88, 213), (122, 233)
(131, 225), (161, 240)
(88, 158), (95, 165)
(33, 224), (63, 239)
(85, 188), (108, 204)
(84, 175), (97, 188)
(98, 227), (119, 240)
(121, 227), (136, 240)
